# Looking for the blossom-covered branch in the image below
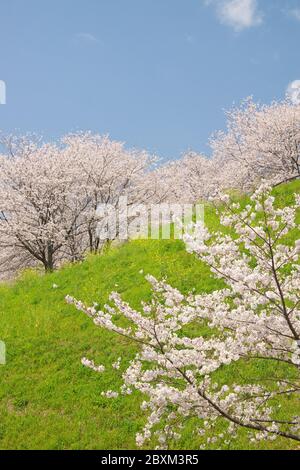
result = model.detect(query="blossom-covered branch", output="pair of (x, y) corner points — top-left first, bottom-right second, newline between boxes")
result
(67, 184), (300, 448)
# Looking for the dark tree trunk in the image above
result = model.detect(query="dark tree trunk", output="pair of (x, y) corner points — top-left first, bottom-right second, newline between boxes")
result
(44, 243), (54, 272)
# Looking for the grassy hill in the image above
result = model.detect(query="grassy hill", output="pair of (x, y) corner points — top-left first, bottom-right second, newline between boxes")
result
(0, 181), (299, 450)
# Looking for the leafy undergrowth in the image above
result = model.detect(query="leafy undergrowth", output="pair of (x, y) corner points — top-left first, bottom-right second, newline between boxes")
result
(0, 181), (299, 450)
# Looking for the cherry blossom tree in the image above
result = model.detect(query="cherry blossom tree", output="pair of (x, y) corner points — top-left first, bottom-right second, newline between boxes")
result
(62, 132), (156, 253)
(0, 132), (156, 275)
(151, 152), (221, 204)
(211, 98), (300, 189)
(67, 183), (300, 448)
(0, 136), (87, 273)
(147, 98), (300, 205)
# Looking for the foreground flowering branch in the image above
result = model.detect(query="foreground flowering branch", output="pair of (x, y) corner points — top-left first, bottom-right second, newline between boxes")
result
(67, 184), (300, 448)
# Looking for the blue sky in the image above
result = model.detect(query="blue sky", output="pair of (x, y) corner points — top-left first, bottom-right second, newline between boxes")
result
(0, 0), (300, 160)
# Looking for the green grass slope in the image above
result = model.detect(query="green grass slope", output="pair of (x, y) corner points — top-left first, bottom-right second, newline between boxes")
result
(0, 181), (299, 450)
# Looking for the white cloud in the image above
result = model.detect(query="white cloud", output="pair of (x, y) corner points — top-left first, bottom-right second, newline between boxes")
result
(185, 34), (195, 44)
(0, 80), (6, 105)
(205, 0), (263, 32)
(286, 80), (300, 105)
(75, 32), (99, 44)
(289, 9), (300, 21)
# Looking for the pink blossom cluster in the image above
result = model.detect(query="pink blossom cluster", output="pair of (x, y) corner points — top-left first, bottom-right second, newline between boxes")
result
(211, 99), (300, 190)
(144, 99), (300, 205)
